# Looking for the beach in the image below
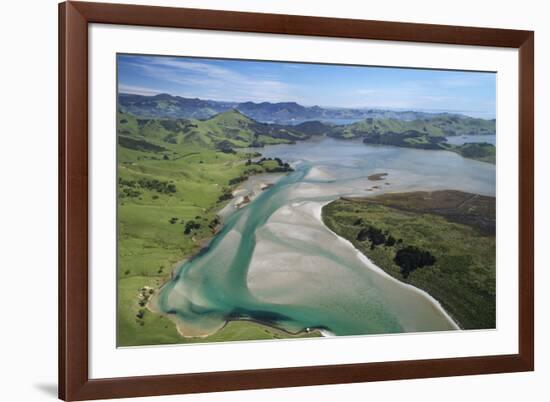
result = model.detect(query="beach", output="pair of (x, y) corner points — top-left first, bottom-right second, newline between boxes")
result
(247, 200), (458, 333)
(154, 137), (495, 339)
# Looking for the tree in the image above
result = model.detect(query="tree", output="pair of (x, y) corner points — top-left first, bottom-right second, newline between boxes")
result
(184, 220), (201, 234)
(218, 188), (233, 202)
(184, 220), (196, 234)
(209, 216), (221, 230)
(356, 228), (370, 242)
(394, 246), (436, 279)
(356, 226), (386, 248)
(385, 235), (396, 247)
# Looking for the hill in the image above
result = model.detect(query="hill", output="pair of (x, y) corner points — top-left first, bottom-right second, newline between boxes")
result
(118, 93), (233, 119)
(331, 115), (495, 139)
(116, 115), (307, 346)
(118, 108), (496, 163)
(117, 109), (310, 151)
(118, 93), (495, 126)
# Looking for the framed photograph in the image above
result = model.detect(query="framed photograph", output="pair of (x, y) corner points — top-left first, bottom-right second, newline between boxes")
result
(59, 1), (534, 400)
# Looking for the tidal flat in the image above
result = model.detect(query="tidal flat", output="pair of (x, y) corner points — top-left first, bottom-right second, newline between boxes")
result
(322, 191), (496, 329)
(115, 60), (497, 346)
(150, 138), (495, 342)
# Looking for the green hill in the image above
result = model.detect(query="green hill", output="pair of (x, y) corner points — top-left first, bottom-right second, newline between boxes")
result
(116, 118), (303, 346)
(118, 109), (496, 164)
(331, 115), (495, 139)
(442, 142), (496, 164)
(118, 109), (310, 151)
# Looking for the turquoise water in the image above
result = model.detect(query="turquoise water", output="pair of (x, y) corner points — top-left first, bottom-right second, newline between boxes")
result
(157, 138), (495, 337)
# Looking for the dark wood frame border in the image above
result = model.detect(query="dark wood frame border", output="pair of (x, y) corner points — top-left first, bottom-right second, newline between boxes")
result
(59, 1), (534, 400)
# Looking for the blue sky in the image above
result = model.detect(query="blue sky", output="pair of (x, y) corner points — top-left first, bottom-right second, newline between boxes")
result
(118, 54), (496, 117)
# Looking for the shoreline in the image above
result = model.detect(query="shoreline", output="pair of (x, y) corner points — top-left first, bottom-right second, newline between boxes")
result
(149, 285), (326, 339)
(121, 133), (495, 345)
(316, 200), (461, 331)
(150, 185), (460, 341)
(148, 170), (294, 339)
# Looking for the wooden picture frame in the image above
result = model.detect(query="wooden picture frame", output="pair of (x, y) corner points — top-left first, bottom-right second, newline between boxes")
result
(59, 1), (534, 400)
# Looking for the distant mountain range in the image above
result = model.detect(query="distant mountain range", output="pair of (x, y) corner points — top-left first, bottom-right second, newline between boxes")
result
(118, 93), (493, 125)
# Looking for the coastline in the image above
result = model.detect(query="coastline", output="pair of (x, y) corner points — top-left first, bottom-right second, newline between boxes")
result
(149, 279), (325, 340)
(147, 170), (305, 340)
(148, 183), (462, 342)
(142, 145), (493, 342)
(315, 200), (461, 331)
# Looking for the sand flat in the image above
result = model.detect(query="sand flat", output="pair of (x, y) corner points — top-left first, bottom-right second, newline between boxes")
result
(247, 200), (458, 332)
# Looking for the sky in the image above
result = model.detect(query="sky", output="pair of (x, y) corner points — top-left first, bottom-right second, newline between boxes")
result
(118, 54), (496, 118)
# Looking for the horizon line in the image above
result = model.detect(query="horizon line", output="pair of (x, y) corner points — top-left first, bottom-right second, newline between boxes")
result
(117, 91), (495, 119)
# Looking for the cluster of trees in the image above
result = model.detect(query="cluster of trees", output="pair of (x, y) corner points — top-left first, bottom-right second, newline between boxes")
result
(166, 215), (219, 235)
(118, 135), (167, 152)
(245, 157), (293, 173)
(208, 216), (221, 231)
(228, 175), (249, 186)
(355, 224), (398, 249)
(362, 130), (446, 150)
(167, 215), (212, 235)
(118, 177), (176, 196)
(218, 187), (233, 203)
(457, 142), (495, 158)
(119, 187), (141, 198)
(394, 246), (436, 279)
(137, 178), (176, 194)
(354, 221), (435, 278)
(184, 220), (201, 235)
(135, 287), (155, 326)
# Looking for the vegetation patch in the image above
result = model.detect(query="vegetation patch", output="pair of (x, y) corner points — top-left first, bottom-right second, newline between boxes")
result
(116, 119), (303, 346)
(443, 142), (496, 164)
(322, 190), (496, 330)
(118, 135), (167, 152)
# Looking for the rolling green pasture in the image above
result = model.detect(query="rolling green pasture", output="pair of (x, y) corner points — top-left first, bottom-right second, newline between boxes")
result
(117, 129), (310, 346)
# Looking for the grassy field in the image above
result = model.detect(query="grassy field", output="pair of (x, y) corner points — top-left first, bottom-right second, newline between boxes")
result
(332, 115), (495, 139)
(117, 116), (314, 346)
(116, 106), (496, 344)
(118, 274), (319, 347)
(443, 142), (496, 164)
(360, 130), (496, 164)
(322, 191), (496, 330)
(118, 109), (309, 150)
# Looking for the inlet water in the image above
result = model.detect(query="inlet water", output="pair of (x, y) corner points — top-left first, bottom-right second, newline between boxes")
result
(157, 137), (495, 337)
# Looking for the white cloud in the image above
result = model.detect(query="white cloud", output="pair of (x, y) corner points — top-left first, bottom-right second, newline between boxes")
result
(131, 57), (297, 103)
(118, 84), (163, 96)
